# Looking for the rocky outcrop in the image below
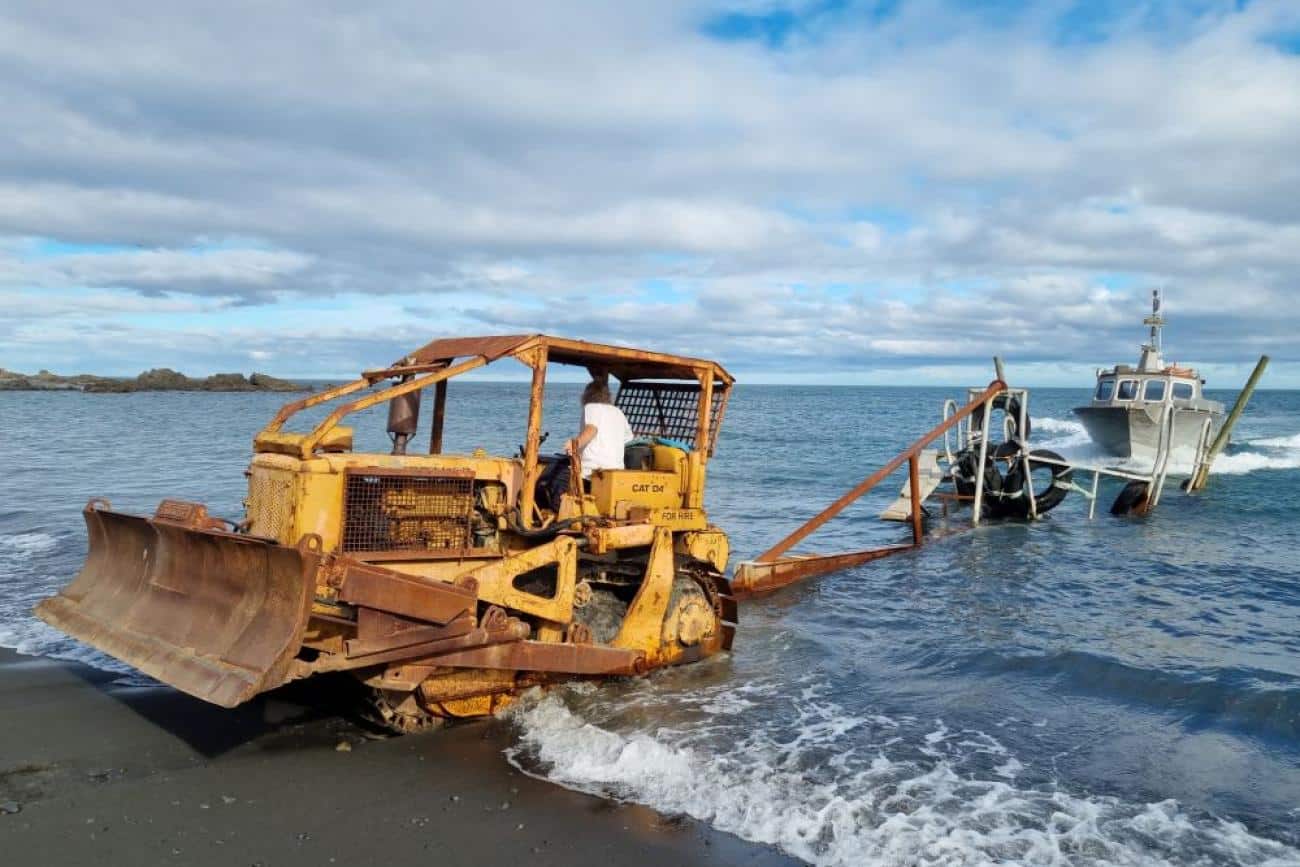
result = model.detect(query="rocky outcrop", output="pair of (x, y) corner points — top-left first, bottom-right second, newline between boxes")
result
(0, 367), (311, 393)
(248, 372), (301, 392)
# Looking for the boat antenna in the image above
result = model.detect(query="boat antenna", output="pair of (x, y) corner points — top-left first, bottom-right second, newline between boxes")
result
(1139, 288), (1164, 371)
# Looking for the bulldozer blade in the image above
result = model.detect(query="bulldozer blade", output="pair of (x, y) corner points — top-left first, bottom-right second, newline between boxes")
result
(35, 502), (320, 708)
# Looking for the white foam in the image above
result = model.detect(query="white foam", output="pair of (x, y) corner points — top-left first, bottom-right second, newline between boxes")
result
(0, 532), (58, 554)
(1032, 417), (1093, 451)
(1035, 417), (1087, 435)
(507, 687), (1298, 867)
(1032, 419), (1300, 479)
(1251, 433), (1300, 449)
(1210, 450), (1300, 475)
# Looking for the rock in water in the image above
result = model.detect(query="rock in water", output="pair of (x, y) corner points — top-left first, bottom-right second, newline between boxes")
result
(249, 372), (304, 392)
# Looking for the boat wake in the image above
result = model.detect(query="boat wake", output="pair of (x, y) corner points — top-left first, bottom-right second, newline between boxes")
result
(1034, 418), (1300, 476)
(506, 681), (1297, 867)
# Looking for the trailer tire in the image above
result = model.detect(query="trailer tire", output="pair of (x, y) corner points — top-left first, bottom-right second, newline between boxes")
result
(1110, 480), (1151, 516)
(1000, 449), (1072, 517)
(952, 450), (1005, 517)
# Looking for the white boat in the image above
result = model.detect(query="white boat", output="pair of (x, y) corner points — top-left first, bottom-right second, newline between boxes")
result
(1073, 291), (1224, 459)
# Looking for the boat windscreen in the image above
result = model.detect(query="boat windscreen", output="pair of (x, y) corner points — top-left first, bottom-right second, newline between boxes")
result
(1172, 381), (1194, 400)
(1143, 380), (1166, 401)
(1117, 380), (1138, 400)
(1096, 379), (1115, 400)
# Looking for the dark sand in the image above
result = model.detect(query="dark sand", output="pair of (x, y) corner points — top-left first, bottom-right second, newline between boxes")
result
(0, 649), (796, 866)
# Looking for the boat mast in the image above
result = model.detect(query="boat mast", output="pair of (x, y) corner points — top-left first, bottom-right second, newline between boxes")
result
(1138, 288), (1164, 371)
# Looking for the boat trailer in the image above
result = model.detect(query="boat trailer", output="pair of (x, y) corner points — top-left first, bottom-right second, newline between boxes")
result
(733, 356), (1267, 597)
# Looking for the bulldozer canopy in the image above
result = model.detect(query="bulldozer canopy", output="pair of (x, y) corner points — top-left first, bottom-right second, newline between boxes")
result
(396, 334), (734, 385)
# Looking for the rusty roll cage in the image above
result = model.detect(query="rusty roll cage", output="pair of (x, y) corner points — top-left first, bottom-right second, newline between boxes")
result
(255, 334), (735, 528)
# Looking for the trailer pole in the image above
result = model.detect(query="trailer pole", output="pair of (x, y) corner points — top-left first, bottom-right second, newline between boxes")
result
(1186, 355), (1269, 492)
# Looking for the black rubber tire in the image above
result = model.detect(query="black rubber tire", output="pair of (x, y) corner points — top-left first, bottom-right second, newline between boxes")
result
(1110, 480), (1151, 516)
(1001, 449), (1073, 518)
(969, 393), (1031, 442)
(952, 450), (1004, 516)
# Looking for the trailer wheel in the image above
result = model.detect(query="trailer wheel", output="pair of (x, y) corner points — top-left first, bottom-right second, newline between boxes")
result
(1110, 480), (1152, 516)
(952, 451), (1005, 516)
(1000, 449), (1073, 517)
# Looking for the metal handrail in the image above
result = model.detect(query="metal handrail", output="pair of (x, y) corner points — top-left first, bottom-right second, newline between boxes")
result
(754, 380), (1006, 562)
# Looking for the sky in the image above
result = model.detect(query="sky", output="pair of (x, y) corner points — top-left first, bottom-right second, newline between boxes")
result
(2, 0), (1299, 386)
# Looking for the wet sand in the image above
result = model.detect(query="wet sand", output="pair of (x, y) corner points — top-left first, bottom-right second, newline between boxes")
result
(0, 649), (795, 866)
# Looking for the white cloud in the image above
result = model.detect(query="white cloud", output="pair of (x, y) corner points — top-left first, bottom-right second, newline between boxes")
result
(0, 0), (1297, 382)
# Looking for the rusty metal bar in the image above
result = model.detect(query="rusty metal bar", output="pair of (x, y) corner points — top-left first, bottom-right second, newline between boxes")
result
(337, 559), (477, 625)
(754, 380), (1006, 563)
(418, 638), (643, 675)
(363, 361), (450, 381)
(732, 546), (912, 598)
(429, 378), (447, 454)
(345, 611), (476, 658)
(301, 356), (487, 456)
(518, 347), (548, 529)
(264, 377), (372, 434)
(909, 455), (923, 545)
(696, 370), (714, 460)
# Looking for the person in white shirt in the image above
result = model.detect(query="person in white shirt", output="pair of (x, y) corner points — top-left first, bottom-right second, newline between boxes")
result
(566, 375), (634, 480)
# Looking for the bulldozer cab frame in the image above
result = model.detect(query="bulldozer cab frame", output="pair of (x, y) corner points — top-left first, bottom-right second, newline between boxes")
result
(252, 334), (733, 529)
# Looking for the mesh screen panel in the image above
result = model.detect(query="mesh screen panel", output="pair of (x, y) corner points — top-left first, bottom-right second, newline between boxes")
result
(342, 470), (474, 554)
(247, 472), (294, 543)
(615, 382), (726, 453)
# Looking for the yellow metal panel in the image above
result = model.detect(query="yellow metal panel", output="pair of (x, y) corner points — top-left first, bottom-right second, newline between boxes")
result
(246, 452), (524, 554)
(252, 430), (312, 457)
(685, 451), (707, 509)
(590, 470), (681, 515)
(584, 523), (656, 554)
(651, 444), (689, 498)
(626, 506), (708, 531)
(612, 526), (675, 660)
(454, 536), (578, 624)
(676, 528), (730, 574)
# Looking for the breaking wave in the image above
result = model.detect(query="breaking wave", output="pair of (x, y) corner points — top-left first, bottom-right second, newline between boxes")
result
(0, 530), (138, 677)
(0, 531), (58, 554)
(1251, 433), (1300, 449)
(507, 684), (1298, 867)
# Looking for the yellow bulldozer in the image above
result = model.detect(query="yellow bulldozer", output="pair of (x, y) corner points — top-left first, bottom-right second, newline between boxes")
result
(36, 335), (737, 732)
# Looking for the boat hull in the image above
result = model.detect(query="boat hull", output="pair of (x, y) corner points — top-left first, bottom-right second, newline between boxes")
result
(1073, 405), (1218, 459)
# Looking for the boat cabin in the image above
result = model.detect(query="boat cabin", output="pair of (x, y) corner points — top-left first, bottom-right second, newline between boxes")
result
(1091, 364), (1205, 408)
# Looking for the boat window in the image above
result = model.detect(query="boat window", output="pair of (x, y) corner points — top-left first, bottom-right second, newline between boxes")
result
(1172, 381), (1194, 400)
(1116, 380), (1138, 400)
(1143, 380), (1166, 401)
(1095, 379), (1115, 401)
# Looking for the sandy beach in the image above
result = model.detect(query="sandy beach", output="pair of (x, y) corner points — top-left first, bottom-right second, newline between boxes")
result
(0, 648), (794, 866)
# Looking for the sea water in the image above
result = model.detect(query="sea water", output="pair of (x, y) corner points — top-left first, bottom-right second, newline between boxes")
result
(2, 384), (1298, 866)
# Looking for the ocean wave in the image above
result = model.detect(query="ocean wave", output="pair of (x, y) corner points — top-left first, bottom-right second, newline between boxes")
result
(0, 531), (58, 554)
(0, 612), (141, 678)
(1251, 433), (1300, 449)
(1212, 449), (1300, 475)
(507, 686), (1297, 867)
(958, 649), (1300, 739)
